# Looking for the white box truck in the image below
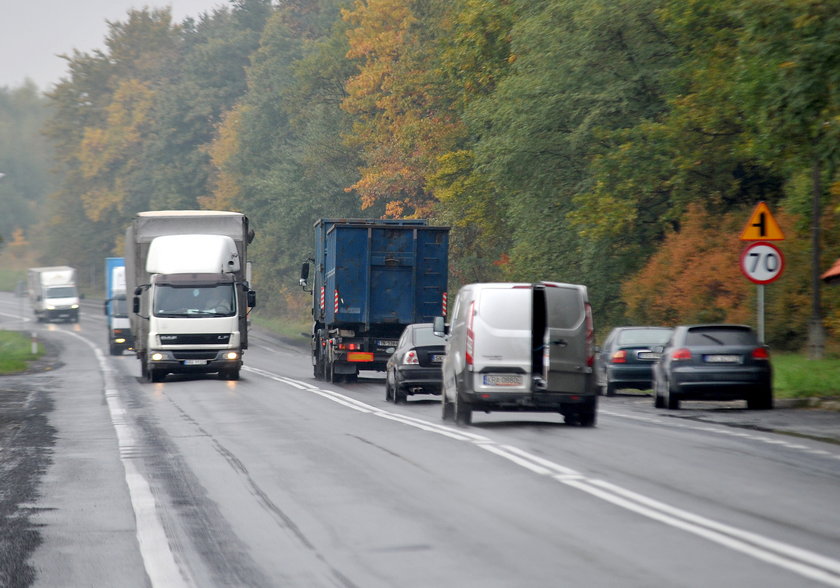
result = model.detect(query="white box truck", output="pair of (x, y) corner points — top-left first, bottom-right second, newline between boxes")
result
(27, 266), (81, 323)
(125, 211), (255, 382)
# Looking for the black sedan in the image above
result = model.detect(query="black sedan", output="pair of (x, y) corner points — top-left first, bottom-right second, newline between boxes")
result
(652, 324), (773, 410)
(385, 323), (445, 403)
(596, 326), (674, 396)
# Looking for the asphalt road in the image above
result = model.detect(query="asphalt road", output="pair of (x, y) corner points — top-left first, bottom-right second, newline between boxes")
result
(1, 292), (839, 587)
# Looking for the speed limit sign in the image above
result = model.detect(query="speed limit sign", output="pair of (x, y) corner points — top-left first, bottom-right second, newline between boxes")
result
(740, 241), (784, 284)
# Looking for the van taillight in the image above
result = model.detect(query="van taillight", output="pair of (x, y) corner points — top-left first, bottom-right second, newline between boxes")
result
(585, 303), (594, 367)
(465, 301), (475, 367)
(752, 347), (770, 360)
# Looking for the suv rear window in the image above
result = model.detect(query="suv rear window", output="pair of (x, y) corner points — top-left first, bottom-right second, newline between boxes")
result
(479, 288), (530, 329)
(685, 327), (757, 346)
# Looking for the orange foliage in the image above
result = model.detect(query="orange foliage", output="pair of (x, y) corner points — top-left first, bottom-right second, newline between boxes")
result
(622, 202), (752, 325)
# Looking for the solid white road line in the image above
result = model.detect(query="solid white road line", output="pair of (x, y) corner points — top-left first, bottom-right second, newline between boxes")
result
(245, 366), (840, 587)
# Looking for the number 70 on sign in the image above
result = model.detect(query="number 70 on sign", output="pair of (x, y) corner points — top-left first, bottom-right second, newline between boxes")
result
(740, 241), (784, 284)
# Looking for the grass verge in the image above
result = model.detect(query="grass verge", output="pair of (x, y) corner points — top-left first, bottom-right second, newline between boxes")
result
(0, 331), (43, 374)
(773, 353), (840, 399)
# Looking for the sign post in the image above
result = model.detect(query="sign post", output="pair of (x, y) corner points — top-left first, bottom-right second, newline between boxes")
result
(739, 203), (785, 343)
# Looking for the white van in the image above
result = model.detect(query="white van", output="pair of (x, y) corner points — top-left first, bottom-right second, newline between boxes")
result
(434, 282), (596, 426)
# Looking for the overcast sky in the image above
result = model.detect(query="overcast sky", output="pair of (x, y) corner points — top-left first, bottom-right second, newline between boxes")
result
(0, 0), (233, 91)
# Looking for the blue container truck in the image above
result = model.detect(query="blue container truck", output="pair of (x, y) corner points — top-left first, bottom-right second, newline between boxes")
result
(300, 218), (449, 382)
(104, 256), (133, 355)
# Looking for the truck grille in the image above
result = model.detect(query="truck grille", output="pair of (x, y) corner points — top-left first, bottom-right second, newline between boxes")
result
(173, 351), (219, 360)
(158, 333), (231, 345)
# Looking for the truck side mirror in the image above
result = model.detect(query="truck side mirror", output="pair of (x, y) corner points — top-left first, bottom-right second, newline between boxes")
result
(299, 262), (310, 287)
(103, 300), (109, 316)
(432, 316), (447, 338)
(247, 290), (256, 308)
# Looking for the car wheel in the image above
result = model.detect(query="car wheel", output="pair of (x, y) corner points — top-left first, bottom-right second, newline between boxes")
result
(665, 379), (680, 410)
(385, 376), (394, 402)
(747, 387), (773, 410)
(454, 392), (472, 426)
(604, 381), (616, 397)
(394, 384), (407, 404)
(653, 377), (665, 408)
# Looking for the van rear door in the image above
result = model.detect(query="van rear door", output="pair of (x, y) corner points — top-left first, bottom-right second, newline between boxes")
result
(536, 283), (594, 394)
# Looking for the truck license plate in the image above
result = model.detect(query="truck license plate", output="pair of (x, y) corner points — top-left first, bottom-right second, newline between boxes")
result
(184, 359), (208, 366)
(483, 374), (523, 386)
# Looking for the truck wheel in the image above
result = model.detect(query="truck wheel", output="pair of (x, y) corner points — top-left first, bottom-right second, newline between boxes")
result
(109, 344), (121, 356)
(454, 393), (472, 426)
(148, 368), (165, 383)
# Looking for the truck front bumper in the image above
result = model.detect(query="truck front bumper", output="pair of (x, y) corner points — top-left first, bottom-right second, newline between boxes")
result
(147, 349), (242, 373)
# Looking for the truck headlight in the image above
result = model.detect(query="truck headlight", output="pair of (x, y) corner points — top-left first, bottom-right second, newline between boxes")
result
(150, 352), (174, 361)
(224, 351), (239, 360)
(71, 304), (79, 309)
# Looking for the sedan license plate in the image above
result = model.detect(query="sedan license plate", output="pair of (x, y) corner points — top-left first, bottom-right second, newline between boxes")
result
(704, 354), (741, 364)
(184, 359), (208, 366)
(483, 374), (523, 387)
(637, 351), (661, 360)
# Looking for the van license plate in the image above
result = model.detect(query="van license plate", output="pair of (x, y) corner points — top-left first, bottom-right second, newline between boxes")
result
(483, 374), (522, 386)
(184, 359), (208, 366)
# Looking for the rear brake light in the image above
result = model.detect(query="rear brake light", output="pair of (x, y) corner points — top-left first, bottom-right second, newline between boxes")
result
(338, 342), (360, 350)
(752, 347), (770, 360)
(403, 350), (419, 365)
(466, 301), (475, 367)
(610, 350), (627, 363)
(672, 348), (692, 360)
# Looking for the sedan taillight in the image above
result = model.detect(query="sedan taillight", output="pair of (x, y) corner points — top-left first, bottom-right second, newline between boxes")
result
(671, 348), (692, 361)
(610, 350), (627, 363)
(403, 350), (419, 365)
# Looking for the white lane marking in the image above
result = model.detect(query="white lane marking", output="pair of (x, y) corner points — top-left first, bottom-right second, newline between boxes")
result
(244, 366), (840, 587)
(61, 330), (191, 588)
(599, 409), (840, 460)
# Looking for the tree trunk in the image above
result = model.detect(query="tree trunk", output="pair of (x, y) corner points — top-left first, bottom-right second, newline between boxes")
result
(808, 157), (825, 360)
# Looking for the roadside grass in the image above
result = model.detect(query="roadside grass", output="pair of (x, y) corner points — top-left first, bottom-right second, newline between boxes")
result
(250, 314), (309, 347)
(773, 353), (840, 399)
(0, 268), (26, 292)
(0, 330), (43, 374)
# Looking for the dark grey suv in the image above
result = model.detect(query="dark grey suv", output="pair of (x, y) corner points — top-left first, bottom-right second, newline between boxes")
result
(652, 324), (772, 410)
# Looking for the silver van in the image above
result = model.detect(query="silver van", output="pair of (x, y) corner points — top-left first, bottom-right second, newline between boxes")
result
(434, 282), (596, 426)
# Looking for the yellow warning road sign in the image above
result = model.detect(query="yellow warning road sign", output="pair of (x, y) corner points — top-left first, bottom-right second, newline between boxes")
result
(740, 202), (784, 241)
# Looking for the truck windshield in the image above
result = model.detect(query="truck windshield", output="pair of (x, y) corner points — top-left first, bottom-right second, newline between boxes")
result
(46, 286), (77, 298)
(154, 284), (236, 318)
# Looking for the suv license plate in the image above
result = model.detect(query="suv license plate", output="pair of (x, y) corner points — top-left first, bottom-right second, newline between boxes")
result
(184, 359), (208, 366)
(483, 374), (523, 386)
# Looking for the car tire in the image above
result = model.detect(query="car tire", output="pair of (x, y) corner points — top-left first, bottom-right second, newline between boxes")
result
(665, 380), (680, 410)
(385, 377), (394, 402)
(604, 381), (616, 397)
(747, 387), (773, 410)
(394, 384), (407, 404)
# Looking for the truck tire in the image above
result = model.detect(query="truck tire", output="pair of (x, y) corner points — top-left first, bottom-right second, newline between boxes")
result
(220, 368), (240, 381)
(109, 343), (121, 356)
(148, 368), (165, 383)
(441, 394), (454, 420)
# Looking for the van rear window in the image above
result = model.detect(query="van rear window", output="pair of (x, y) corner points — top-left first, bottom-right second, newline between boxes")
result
(545, 287), (584, 329)
(479, 288), (530, 329)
